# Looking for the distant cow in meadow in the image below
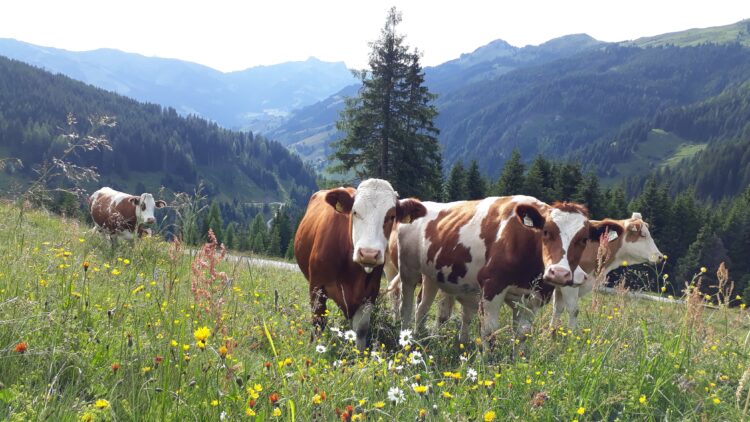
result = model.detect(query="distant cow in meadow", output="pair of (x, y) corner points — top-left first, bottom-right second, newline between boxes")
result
(387, 196), (621, 346)
(88, 187), (166, 243)
(294, 179), (426, 350)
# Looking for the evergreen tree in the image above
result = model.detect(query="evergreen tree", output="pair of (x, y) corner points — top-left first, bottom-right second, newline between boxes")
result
(604, 186), (629, 219)
(675, 223), (731, 287)
(445, 162), (467, 201)
(285, 239), (295, 260)
(574, 173), (604, 218)
(494, 149), (525, 196)
(248, 214), (267, 253)
(629, 178), (671, 244)
(202, 201), (223, 243)
(224, 222), (237, 250)
(331, 7), (441, 198)
(553, 162), (583, 201)
(465, 160), (487, 200)
(523, 155), (552, 202)
(267, 225), (282, 256)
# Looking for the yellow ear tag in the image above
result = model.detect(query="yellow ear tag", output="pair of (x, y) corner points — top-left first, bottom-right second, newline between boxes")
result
(335, 202), (343, 212)
(402, 215), (411, 224)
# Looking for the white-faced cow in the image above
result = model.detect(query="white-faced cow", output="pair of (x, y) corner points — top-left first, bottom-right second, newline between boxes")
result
(548, 212), (664, 329)
(393, 196), (620, 345)
(88, 187), (166, 243)
(294, 179), (426, 350)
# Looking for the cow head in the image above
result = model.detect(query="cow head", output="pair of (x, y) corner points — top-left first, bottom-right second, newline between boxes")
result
(325, 179), (426, 273)
(616, 212), (664, 265)
(515, 202), (620, 286)
(128, 193), (166, 226)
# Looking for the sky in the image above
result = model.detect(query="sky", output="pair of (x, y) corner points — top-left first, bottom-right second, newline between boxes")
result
(1, 1), (749, 72)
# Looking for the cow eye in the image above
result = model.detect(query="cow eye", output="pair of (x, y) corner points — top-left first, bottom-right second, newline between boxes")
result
(543, 230), (549, 237)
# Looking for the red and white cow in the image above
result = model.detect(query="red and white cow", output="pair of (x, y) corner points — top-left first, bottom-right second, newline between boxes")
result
(294, 179), (426, 350)
(549, 212), (663, 329)
(393, 196), (620, 344)
(88, 187), (166, 242)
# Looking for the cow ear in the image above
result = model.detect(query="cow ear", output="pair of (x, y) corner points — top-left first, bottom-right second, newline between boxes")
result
(515, 204), (545, 230)
(155, 200), (167, 208)
(325, 188), (354, 214)
(628, 222), (642, 232)
(590, 220), (624, 241)
(396, 198), (426, 224)
(128, 197), (140, 206)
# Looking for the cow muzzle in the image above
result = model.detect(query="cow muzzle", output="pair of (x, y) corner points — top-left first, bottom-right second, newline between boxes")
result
(543, 265), (573, 286)
(356, 248), (381, 273)
(145, 217), (156, 225)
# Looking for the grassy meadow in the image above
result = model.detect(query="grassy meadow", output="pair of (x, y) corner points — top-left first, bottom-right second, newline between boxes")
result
(0, 201), (749, 421)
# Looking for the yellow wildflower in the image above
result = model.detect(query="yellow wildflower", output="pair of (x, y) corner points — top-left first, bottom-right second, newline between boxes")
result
(639, 394), (647, 405)
(272, 407), (282, 417)
(246, 408), (256, 416)
(210, 400), (219, 407)
(577, 407), (585, 415)
(94, 399), (110, 409)
(374, 401), (385, 409)
(484, 410), (497, 421)
(194, 326), (211, 342)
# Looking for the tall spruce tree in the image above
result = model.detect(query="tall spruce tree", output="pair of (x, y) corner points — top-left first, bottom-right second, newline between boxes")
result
(524, 155), (552, 202)
(445, 162), (467, 202)
(465, 160), (487, 200)
(331, 7), (441, 198)
(494, 149), (525, 196)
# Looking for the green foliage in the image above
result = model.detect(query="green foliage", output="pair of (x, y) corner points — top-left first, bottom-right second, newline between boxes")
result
(464, 160), (487, 200)
(493, 149), (525, 196)
(331, 7), (441, 198)
(445, 162), (467, 202)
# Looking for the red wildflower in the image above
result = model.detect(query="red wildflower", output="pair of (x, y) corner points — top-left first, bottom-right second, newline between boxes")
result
(111, 362), (121, 372)
(14, 342), (28, 354)
(269, 392), (280, 404)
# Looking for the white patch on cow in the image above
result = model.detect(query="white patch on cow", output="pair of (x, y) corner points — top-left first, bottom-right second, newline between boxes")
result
(445, 197), (494, 282)
(548, 208), (587, 271)
(609, 221), (663, 271)
(350, 179), (398, 265)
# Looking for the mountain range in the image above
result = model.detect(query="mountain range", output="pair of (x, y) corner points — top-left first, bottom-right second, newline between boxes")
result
(0, 38), (357, 132)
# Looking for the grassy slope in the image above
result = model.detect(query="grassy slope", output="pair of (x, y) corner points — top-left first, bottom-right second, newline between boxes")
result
(0, 203), (748, 421)
(627, 20), (750, 48)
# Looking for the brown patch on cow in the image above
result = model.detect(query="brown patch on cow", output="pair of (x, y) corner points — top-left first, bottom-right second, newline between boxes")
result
(295, 187), (381, 327)
(550, 201), (589, 217)
(425, 201), (479, 283)
(479, 197), (513, 261)
(625, 220), (644, 243)
(382, 206), (396, 239)
(90, 192), (138, 234)
(579, 219), (628, 273)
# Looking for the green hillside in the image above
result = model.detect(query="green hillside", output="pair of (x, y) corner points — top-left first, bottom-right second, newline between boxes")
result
(0, 55), (317, 207)
(626, 19), (750, 48)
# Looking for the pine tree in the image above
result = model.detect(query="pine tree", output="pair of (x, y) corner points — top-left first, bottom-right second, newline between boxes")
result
(267, 225), (281, 256)
(202, 201), (223, 243)
(331, 7), (441, 198)
(445, 162), (467, 201)
(574, 173), (604, 218)
(523, 155), (551, 202)
(604, 186), (629, 219)
(494, 149), (525, 196)
(248, 214), (267, 253)
(675, 223), (731, 287)
(553, 162), (583, 201)
(224, 222), (237, 250)
(465, 160), (487, 200)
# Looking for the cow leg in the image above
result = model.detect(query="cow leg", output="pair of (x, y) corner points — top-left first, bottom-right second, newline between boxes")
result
(386, 274), (402, 321)
(414, 277), (438, 335)
(510, 295), (537, 341)
(457, 295), (479, 344)
(551, 288), (565, 330)
(479, 288), (506, 351)
(399, 268), (420, 332)
(352, 301), (373, 351)
(309, 286), (328, 340)
(562, 286), (580, 330)
(437, 292), (456, 326)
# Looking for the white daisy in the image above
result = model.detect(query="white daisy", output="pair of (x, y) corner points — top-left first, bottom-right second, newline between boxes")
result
(333, 359), (343, 368)
(467, 367), (478, 382)
(370, 351), (383, 363)
(330, 327), (343, 338)
(409, 351), (423, 365)
(459, 355), (468, 362)
(387, 387), (405, 404)
(399, 329), (413, 347)
(315, 344), (327, 353)
(343, 330), (357, 342)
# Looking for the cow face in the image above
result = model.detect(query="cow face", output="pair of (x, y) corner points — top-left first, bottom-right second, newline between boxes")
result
(516, 202), (603, 286)
(618, 212), (664, 265)
(326, 179), (426, 273)
(129, 193), (166, 226)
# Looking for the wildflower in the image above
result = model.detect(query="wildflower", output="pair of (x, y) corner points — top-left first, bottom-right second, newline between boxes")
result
(94, 399), (110, 409)
(577, 406), (585, 415)
(410, 351), (424, 365)
(343, 330), (357, 342)
(661, 286), (666, 293)
(374, 401), (385, 409)
(14, 341), (28, 354)
(246, 408), (256, 416)
(467, 368), (478, 382)
(210, 399), (219, 406)
(483, 410), (497, 421)
(264, 361), (272, 370)
(272, 407), (282, 417)
(388, 387), (406, 404)
(621, 260), (628, 267)
(80, 411), (95, 422)
(83, 261), (90, 271)
(197, 340), (206, 350)
(111, 362), (120, 372)
(412, 384), (429, 394)
(111, 269), (121, 276)
(442, 391), (453, 399)
(639, 394), (647, 405)
(253, 384), (263, 392)
(330, 327), (343, 338)
(312, 394), (322, 405)
(316, 344), (327, 353)
(712, 397), (721, 404)
(700, 267), (707, 273)
(194, 326), (211, 342)
(269, 392), (280, 404)
(218, 345), (228, 359)
(132, 285), (145, 295)
(741, 304), (747, 310)
(123, 259), (130, 265)
(142, 366), (152, 374)
(399, 329), (413, 347)
(663, 274), (669, 280)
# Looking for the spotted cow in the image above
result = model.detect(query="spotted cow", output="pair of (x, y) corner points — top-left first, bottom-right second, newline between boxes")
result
(88, 187), (166, 243)
(294, 179), (426, 350)
(393, 196), (621, 344)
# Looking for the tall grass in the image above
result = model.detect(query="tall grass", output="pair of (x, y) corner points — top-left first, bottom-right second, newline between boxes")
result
(0, 201), (748, 421)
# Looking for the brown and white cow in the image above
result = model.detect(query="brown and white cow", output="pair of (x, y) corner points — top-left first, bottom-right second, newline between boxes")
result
(88, 187), (166, 242)
(548, 212), (664, 329)
(393, 196), (621, 344)
(294, 179), (426, 350)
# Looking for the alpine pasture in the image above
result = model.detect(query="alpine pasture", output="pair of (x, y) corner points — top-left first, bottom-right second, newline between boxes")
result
(0, 202), (748, 421)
